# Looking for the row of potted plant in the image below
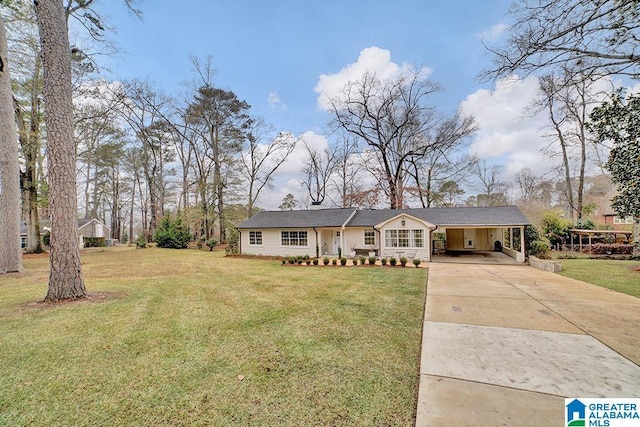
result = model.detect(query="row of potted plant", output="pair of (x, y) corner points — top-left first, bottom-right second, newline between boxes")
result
(281, 255), (422, 267)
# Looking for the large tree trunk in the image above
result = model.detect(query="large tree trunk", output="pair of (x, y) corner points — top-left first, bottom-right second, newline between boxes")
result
(34, 0), (85, 300)
(0, 16), (24, 274)
(15, 96), (43, 254)
(15, 51), (43, 254)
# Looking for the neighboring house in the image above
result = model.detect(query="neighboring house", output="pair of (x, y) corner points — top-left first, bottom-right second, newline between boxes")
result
(237, 205), (530, 262)
(601, 213), (635, 231)
(20, 218), (111, 249)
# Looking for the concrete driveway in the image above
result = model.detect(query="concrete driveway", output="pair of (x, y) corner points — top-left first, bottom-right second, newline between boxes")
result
(416, 262), (640, 426)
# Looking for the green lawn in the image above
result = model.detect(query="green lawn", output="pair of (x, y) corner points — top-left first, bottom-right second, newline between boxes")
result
(0, 247), (427, 426)
(559, 258), (640, 298)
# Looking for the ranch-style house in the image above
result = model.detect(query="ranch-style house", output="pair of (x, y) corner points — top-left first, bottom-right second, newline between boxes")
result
(237, 205), (530, 262)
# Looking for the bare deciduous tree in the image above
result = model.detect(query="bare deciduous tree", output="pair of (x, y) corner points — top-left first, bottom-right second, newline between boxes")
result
(301, 140), (337, 205)
(328, 69), (442, 209)
(405, 111), (477, 207)
(241, 125), (297, 216)
(471, 161), (508, 206)
(537, 69), (610, 219)
(482, 0), (640, 82)
(329, 136), (366, 208)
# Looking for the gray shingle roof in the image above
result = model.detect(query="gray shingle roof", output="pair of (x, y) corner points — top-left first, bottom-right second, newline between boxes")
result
(238, 208), (357, 229)
(350, 206), (529, 227)
(239, 205), (530, 229)
(421, 206), (530, 226)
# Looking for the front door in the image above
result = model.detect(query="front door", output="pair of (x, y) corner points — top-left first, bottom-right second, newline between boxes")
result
(333, 231), (341, 255)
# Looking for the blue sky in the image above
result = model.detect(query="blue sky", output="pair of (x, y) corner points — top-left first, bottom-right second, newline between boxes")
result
(97, 0), (609, 209)
(101, 0), (512, 134)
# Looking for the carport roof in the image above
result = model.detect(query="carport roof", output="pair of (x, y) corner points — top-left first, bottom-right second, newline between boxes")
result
(239, 205), (530, 229)
(417, 206), (530, 227)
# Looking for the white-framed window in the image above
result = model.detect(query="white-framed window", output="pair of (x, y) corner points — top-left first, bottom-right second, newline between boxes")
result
(249, 231), (262, 245)
(364, 230), (375, 245)
(281, 230), (308, 246)
(384, 229), (424, 247)
(613, 216), (634, 225)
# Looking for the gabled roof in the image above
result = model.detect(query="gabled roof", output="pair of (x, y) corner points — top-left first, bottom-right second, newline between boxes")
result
(239, 205), (530, 229)
(238, 208), (357, 229)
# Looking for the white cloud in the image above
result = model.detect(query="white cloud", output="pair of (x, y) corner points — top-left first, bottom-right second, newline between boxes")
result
(314, 46), (429, 111)
(264, 178), (307, 211)
(460, 74), (623, 183)
(267, 91), (287, 112)
(460, 75), (550, 177)
(477, 23), (509, 41)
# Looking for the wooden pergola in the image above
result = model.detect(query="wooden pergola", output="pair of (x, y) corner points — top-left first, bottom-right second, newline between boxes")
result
(569, 229), (633, 253)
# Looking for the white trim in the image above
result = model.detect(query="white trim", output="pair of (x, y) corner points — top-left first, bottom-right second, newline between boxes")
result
(375, 213), (436, 230)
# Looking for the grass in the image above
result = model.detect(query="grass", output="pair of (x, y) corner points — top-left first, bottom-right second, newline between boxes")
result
(559, 258), (640, 298)
(0, 247), (427, 426)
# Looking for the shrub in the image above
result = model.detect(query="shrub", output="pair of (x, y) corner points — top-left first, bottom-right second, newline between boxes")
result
(590, 243), (634, 255)
(381, 258), (387, 266)
(529, 239), (551, 259)
(154, 216), (192, 249)
(368, 256), (377, 265)
(340, 257), (347, 266)
(225, 228), (240, 255)
(389, 257), (397, 266)
(288, 257), (296, 265)
(84, 237), (106, 248)
(135, 235), (147, 248)
(323, 257), (330, 265)
(399, 257), (408, 266)
(412, 258), (421, 267)
(358, 256), (366, 266)
(206, 239), (218, 251)
(43, 230), (51, 247)
(541, 210), (573, 245)
(281, 259), (286, 265)
(331, 259), (337, 266)
(337, 247), (342, 258)
(312, 258), (319, 265)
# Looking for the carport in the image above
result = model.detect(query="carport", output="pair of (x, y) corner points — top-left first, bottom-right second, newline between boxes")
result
(427, 206), (529, 263)
(431, 250), (520, 264)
